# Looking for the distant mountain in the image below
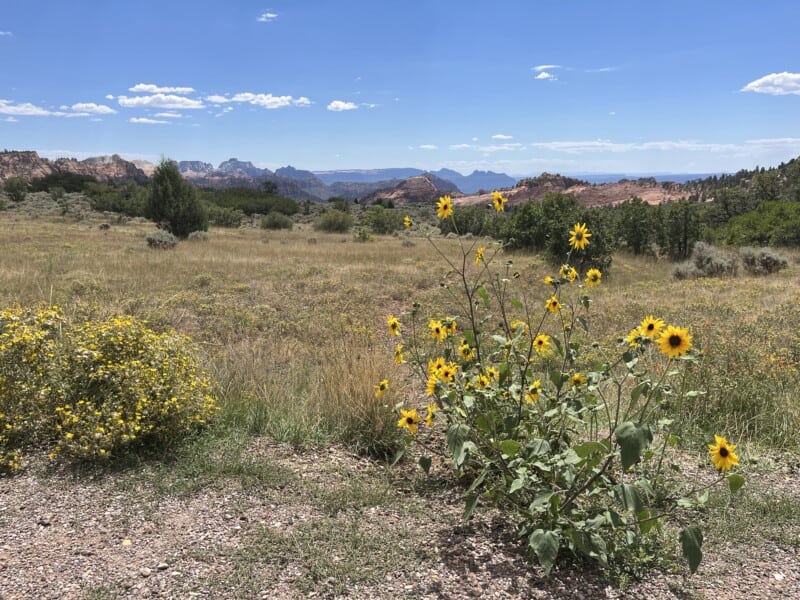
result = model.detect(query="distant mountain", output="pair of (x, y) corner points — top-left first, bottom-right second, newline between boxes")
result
(0, 151), (148, 184)
(434, 169), (517, 194)
(313, 167), (515, 194)
(314, 168), (424, 185)
(216, 158), (270, 178)
(178, 161), (214, 175)
(362, 174), (460, 206)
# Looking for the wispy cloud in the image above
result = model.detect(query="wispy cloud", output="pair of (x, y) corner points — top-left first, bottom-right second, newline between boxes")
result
(0, 99), (54, 116)
(741, 72), (800, 96)
(448, 142), (524, 153)
(527, 137), (800, 155)
(154, 112), (182, 118)
(257, 11), (278, 22)
(129, 117), (169, 125)
(532, 65), (560, 72)
(327, 100), (358, 111)
(117, 94), (204, 109)
(0, 31), (12, 36)
(129, 83), (195, 95)
(207, 92), (310, 109)
(418, 144), (438, 150)
(535, 71), (556, 81)
(2, 116), (18, 122)
(69, 102), (116, 115)
(586, 66), (618, 73)
(492, 134), (513, 140)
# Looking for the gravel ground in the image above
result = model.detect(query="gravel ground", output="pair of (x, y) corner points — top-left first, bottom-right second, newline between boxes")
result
(1, 442), (798, 599)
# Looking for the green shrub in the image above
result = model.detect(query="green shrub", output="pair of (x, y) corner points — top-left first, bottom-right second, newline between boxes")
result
(187, 230), (210, 242)
(146, 229), (179, 249)
(146, 160), (208, 238)
(363, 205), (404, 234)
(0, 305), (219, 471)
(672, 261), (702, 280)
(206, 204), (245, 227)
(261, 211), (294, 230)
(3, 177), (28, 203)
(689, 242), (738, 277)
(739, 246), (788, 275)
(314, 209), (353, 233)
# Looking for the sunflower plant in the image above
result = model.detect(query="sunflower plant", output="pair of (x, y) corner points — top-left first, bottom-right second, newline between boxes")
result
(385, 195), (745, 576)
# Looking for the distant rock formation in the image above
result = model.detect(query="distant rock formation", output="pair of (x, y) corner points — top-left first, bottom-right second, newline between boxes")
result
(0, 151), (148, 184)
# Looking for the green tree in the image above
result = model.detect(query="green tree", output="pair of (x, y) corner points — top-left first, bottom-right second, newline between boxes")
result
(615, 196), (656, 254)
(4, 177), (27, 203)
(662, 200), (701, 260)
(146, 160), (208, 238)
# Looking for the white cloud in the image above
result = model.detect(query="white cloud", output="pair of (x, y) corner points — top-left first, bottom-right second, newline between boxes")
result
(2, 116), (18, 122)
(206, 95), (230, 104)
(129, 83), (195, 94)
(0, 31), (12, 36)
(154, 112), (182, 118)
(117, 94), (204, 109)
(449, 144), (473, 150)
(294, 96), (312, 106)
(418, 144), (438, 150)
(535, 71), (556, 80)
(257, 12), (278, 22)
(105, 94), (115, 100)
(208, 93), (310, 109)
(741, 72), (800, 96)
(129, 117), (169, 124)
(327, 100), (358, 111)
(492, 134), (513, 140)
(0, 99), (54, 116)
(70, 102), (116, 114)
(448, 142), (524, 153)
(533, 64), (560, 72)
(526, 138), (800, 155)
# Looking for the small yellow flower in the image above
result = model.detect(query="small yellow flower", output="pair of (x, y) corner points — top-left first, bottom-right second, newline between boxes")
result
(640, 315), (665, 339)
(445, 319), (457, 335)
(475, 246), (485, 265)
(426, 374), (439, 396)
(475, 374), (490, 389)
(387, 316), (401, 336)
(397, 408), (422, 434)
(374, 379), (389, 398)
(485, 366), (499, 381)
(510, 320), (529, 335)
(657, 325), (692, 358)
(570, 373), (586, 387)
(568, 223), (591, 250)
(585, 268), (602, 287)
(429, 319), (447, 342)
(491, 190), (507, 212)
(533, 333), (550, 353)
(626, 328), (642, 348)
(404, 215), (412, 230)
(567, 267), (578, 282)
(544, 275), (555, 286)
(394, 344), (404, 364)
(708, 434), (739, 472)
(428, 356), (446, 375)
(437, 195), (454, 219)
(425, 403), (437, 427)
(459, 340), (475, 361)
(526, 380), (542, 403)
(545, 295), (561, 313)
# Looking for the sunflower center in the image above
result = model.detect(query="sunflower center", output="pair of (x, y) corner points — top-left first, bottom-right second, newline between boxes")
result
(405, 417), (414, 425)
(719, 447), (729, 457)
(575, 232), (583, 240)
(669, 334), (682, 348)
(646, 324), (655, 331)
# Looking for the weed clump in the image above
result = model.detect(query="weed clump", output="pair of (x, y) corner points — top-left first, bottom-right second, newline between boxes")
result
(146, 229), (179, 249)
(673, 242), (737, 279)
(738, 246), (788, 275)
(261, 211), (294, 230)
(187, 230), (210, 242)
(314, 209), (353, 233)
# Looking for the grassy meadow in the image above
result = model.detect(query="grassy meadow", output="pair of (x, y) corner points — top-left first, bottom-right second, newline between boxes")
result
(2, 211), (800, 595)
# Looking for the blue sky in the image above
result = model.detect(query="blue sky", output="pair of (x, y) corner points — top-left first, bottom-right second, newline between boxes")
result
(2, 1), (800, 176)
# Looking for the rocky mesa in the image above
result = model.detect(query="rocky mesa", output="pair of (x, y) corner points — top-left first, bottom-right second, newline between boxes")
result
(0, 151), (148, 184)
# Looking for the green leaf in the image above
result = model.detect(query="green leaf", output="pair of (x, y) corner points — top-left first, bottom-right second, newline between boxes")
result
(549, 369), (565, 389)
(614, 483), (644, 513)
(463, 493), (479, 521)
(509, 477), (525, 494)
(577, 316), (589, 333)
(499, 439), (521, 458)
(510, 298), (524, 310)
(530, 492), (554, 513)
(630, 380), (650, 405)
(615, 421), (653, 470)
(492, 334), (508, 346)
(446, 424), (472, 468)
(680, 526), (703, 574)
(727, 473), (745, 494)
(418, 455), (432, 475)
(528, 438), (551, 457)
(550, 336), (563, 357)
(637, 509), (658, 535)
(476, 286), (489, 307)
(529, 529), (560, 575)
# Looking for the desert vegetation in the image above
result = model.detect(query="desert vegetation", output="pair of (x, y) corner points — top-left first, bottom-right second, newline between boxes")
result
(1, 178), (800, 597)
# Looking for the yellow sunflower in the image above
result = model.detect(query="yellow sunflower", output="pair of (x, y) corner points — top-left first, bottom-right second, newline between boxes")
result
(568, 223), (592, 250)
(428, 356), (446, 375)
(491, 190), (507, 212)
(657, 325), (693, 358)
(437, 195), (454, 219)
(426, 374), (439, 396)
(404, 215), (412, 230)
(485, 366), (499, 381)
(374, 379), (389, 398)
(475, 246), (485, 265)
(570, 373), (586, 387)
(387, 316), (401, 336)
(626, 328), (642, 348)
(510, 319), (529, 335)
(585, 268), (602, 287)
(526, 380), (542, 403)
(708, 434), (739, 471)
(394, 343), (405, 364)
(639, 315), (665, 339)
(544, 275), (555, 286)
(429, 319), (447, 342)
(425, 403), (437, 427)
(545, 295), (562, 313)
(459, 340), (475, 361)
(533, 333), (551, 353)
(397, 408), (422, 434)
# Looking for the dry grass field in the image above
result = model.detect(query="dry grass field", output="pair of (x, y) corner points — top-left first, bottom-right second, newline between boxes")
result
(1, 212), (799, 598)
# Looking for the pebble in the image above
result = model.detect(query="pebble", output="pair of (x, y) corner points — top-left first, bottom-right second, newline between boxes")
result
(139, 567), (152, 577)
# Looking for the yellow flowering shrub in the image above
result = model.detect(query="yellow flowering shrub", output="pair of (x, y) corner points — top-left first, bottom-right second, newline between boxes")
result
(0, 305), (218, 472)
(385, 196), (745, 576)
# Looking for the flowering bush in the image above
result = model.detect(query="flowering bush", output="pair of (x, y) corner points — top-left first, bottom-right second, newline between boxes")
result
(384, 195), (744, 575)
(0, 305), (218, 472)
